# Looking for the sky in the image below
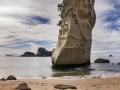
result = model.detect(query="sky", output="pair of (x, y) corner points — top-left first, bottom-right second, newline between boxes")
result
(0, 0), (119, 56)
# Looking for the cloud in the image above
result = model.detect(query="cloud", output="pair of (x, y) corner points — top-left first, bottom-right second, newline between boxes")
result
(103, 0), (120, 31)
(0, 0), (62, 55)
(0, 0), (119, 55)
(92, 0), (120, 54)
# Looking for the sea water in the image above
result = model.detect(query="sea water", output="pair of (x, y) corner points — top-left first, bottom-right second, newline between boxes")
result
(0, 53), (120, 79)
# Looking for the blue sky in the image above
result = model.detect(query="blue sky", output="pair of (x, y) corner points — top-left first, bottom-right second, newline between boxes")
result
(103, 0), (120, 31)
(0, 0), (120, 55)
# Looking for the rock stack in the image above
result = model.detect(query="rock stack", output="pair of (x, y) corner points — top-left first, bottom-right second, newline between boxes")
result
(52, 0), (96, 65)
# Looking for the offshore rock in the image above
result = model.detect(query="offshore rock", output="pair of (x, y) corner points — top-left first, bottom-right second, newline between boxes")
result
(52, 0), (96, 65)
(36, 47), (52, 57)
(94, 58), (110, 63)
(20, 52), (36, 57)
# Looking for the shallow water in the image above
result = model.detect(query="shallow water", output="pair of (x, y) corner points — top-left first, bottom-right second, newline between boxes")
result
(0, 53), (120, 79)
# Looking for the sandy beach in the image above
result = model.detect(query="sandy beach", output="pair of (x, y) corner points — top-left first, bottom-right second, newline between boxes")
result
(0, 77), (120, 90)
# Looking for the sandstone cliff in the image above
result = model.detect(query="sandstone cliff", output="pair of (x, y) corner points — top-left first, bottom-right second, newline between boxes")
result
(52, 0), (96, 65)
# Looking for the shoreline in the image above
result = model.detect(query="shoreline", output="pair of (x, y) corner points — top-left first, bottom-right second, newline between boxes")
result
(0, 77), (120, 90)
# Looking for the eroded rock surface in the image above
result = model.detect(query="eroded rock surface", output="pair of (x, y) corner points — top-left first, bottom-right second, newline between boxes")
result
(52, 0), (96, 65)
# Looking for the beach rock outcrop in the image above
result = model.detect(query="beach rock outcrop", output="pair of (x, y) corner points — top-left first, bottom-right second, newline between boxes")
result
(52, 0), (96, 65)
(54, 84), (77, 89)
(20, 52), (35, 57)
(15, 83), (31, 90)
(36, 47), (52, 57)
(7, 75), (17, 80)
(94, 58), (110, 63)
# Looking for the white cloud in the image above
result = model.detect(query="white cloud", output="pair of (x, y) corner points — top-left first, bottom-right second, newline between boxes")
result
(0, 0), (63, 55)
(95, 0), (114, 17)
(92, 0), (120, 53)
(0, 0), (119, 55)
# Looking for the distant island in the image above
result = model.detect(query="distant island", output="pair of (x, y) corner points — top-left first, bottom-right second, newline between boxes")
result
(20, 47), (52, 57)
(5, 55), (15, 57)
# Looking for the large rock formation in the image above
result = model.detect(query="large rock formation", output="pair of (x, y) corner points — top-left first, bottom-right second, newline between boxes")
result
(36, 47), (52, 57)
(52, 0), (96, 65)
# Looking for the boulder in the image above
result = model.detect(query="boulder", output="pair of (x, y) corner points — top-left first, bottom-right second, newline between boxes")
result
(52, 0), (96, 65)
(54, 84), (77, 89)
(7, 75), (17, 80)
(94, 58), (110, 63)
(36, 47), (52, 57)
(21, 52), (35, 57)
(15, 83), (31, 90)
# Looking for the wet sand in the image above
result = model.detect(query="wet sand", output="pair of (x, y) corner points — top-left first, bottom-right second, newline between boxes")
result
(0, 77), (120, 90)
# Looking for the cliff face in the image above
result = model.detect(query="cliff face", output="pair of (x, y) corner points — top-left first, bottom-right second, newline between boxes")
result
(52, 0), (96, 65)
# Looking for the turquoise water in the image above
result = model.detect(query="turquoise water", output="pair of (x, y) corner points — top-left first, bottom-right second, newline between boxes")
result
(0, 53), (120, 79)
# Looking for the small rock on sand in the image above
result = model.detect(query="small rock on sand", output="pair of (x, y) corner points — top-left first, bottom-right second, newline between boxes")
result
(54, 84), (77, 89)
(94, 58), (110, 63)
(0, 78), (7, 81)
(15, 82), (31, 90)
(7, 75), (17, 80)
